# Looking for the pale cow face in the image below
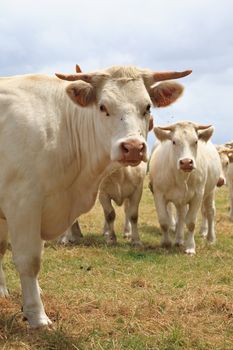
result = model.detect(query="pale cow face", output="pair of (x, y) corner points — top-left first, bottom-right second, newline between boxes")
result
(217, 146), (233, 175)
(56, 66), (191, 166)
(154, 121), (214, 172)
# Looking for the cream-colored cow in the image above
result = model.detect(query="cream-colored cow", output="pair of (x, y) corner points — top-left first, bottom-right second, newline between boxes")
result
(149, 121), (221, 254)
(0, 66), (190, 327)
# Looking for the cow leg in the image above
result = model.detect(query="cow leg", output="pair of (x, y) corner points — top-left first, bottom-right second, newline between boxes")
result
(123, 199), (132, 239)
(154, 192), (171, 247)
(125, 184), (143, 247)
(203, 191), (216, 243)
(229, 187), (233, 221)
(167, 202), (176, 232)
(185, 195), (203, 254)
(6, 202), (51, 328)
(174, 206), (186, 246)
(0, 219), (9, 297)
(58, 220), (83, 245)
(200, 203), (208, 238)
(99, 192), (117, 245)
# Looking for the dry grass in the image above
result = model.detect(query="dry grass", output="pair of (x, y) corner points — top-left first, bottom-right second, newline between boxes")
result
(0, 177), (233, 349)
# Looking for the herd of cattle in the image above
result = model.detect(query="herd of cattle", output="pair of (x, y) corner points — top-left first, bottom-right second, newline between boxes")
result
(0, 64), (232, 329)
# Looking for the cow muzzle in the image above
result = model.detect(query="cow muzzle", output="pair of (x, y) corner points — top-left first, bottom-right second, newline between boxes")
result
(179, 158), (195, 172)
(217, 176), (225, 187)
(119, 139), (147, 166)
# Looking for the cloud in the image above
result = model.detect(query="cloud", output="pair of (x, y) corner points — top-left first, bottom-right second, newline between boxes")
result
(0, 0), (232, 144)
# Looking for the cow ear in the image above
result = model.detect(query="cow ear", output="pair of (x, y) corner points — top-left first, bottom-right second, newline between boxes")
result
(228, 152), (233, 162)
(198, 126), (214, 142)
(153, 127), (171, 141)
(66, 81), (96, 107)
(149, 115), (154, 131)
(149, 82), (184, 107)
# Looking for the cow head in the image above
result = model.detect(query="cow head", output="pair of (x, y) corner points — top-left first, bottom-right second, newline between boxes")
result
(154, 121), (214, 172)
(55, 66), (191, 166)
(217, 146), (233, 175)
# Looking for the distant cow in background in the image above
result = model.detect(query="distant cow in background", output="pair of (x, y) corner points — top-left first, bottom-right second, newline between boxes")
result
(149, 121), (222, 254)
(59, 161), (148, 247)
(217, 145), (233, 221)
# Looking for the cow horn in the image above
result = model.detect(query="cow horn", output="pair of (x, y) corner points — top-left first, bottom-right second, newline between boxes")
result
(76, 64), (82, 73)
(153, 70), (192, 82)
(55, 73), (92, 82)
(158, 124), (176, 131)
(194, 124), (212, 130)
(55, 71), (110, 82)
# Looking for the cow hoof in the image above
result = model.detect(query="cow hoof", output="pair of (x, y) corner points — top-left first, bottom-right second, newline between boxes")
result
(160, 240), (172, 248)
(207, 238), (216, 245)
(131, 241), (143, 248)
(0, 285), (9, 297)
(26, 315), (53, 329)
(200, 231), (207, 238)
(123, 232), (132, 239)
(185, 248), (196, 255)
(174, 241), (184, 247)
(106, 238), (117, 246)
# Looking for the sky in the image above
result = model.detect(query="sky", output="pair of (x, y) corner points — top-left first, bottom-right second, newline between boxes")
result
(0, 0), (232, 147)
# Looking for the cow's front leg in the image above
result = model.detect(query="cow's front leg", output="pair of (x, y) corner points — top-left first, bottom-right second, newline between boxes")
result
(200, 203), (208, 238)
(185, 194), (203, 254)
(203, 191), (216, 243)
(125, 183), (143, 247)
(174, 205), (186, 246)
(0, 219), (9, 297)
(7, 200), (51, 328)
(154, 192), (171, 247)
(99, 192), (117, 245)
(123, 199), (132, 239)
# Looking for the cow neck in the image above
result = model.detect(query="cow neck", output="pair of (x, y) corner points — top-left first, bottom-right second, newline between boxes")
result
(63, 101), (111, 186)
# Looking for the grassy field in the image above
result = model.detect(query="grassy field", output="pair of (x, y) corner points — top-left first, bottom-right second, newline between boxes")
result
(0, 177), (233, 350)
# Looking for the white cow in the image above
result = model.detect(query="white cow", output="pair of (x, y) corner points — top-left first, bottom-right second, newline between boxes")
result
(217, 145), (233, 220)
(59, 162), (147, 247)
(0, 65), (191, 327)
(99, 162), (147, 246)
(149, 121), (222, 254)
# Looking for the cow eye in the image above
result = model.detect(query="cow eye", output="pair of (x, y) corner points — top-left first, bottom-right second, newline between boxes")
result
(100, 104), (110, 116)
(144, 104), (151, 116)
(172, 140), (176, 145)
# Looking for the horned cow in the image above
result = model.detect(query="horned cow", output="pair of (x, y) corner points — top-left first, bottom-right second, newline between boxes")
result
(149, 121), (222, 254)
(0, 65), (191, 327)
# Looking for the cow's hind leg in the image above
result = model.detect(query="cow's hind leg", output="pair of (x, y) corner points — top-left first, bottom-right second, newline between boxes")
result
(229, 186), (233, 221)
(58, 220), (83, 245)
(6, 200), (51, 328)
(0, 218), (9, 297)
(99, 192), (117, 245)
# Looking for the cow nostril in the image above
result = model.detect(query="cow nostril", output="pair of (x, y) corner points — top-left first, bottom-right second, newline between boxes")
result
(121, 143), (129, 154)
(189, 159), (193, 165)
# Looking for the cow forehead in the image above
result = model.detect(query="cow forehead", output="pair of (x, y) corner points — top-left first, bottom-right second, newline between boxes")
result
(99, 78), (150, 105)
(173, 123), (197, 140)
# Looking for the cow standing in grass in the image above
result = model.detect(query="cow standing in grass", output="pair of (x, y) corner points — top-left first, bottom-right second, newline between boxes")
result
(61, 162), (148, 246)
(149, 121), (222, 254)
(217, 145), (233, 220)
(0, 65), (191, 327)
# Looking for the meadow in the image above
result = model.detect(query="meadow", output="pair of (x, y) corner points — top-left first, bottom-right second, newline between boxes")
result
(0, 178), (232, 350)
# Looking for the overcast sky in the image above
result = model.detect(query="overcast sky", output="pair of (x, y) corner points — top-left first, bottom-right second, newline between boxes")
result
(0, 0), (232, 146)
